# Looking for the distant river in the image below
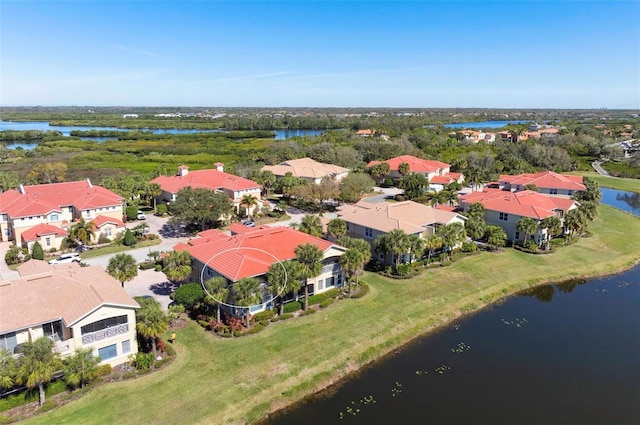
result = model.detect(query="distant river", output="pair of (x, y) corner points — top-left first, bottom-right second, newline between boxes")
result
(0, 121), (326, 149)
(264, 189), (640, 425)
(444, 120), (528, 129)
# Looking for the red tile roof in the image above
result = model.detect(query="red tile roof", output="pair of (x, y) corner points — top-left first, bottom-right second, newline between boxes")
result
(460, 190), (578, 220)
(367, 155), (450, 174)
(20, 223), (68, 242)
(151, 168), (260, 194)
(91, 215), (125, 228)
(175, 227), (342, 282)
(0, 181), (122, 218)
(499, 171), (586, 191)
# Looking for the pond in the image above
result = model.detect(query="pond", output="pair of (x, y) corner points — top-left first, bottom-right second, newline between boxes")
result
(0, 121), (326, 149)
(601, 187), (640, 217)
(444, 120), (528, 129)
(265, 265), (640, 425)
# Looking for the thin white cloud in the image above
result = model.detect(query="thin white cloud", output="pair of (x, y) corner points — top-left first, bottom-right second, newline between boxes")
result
(110, 44), (169, 60)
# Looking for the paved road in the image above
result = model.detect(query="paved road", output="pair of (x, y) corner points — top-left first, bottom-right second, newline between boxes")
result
(592, 160), (610, 176)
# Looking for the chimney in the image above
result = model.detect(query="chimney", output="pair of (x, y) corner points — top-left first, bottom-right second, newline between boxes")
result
(214, 162), (224, 172)
(19, 184), (25, 194)
(178, 165), (189, 177)
(87, 178), (93, 188)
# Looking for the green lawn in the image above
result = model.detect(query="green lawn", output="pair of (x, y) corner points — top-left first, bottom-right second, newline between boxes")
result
(80, 239), (162, 259)
(24, 205), (640, 425)
(572, 171), (640, 193)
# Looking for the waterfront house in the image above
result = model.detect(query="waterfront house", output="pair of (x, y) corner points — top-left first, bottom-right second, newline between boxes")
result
(261, 158), (349, 185)
(173, 226), (346, 314)
(498, 171), (586, 197)
(0, 180), (124, 248)
(0, 260), (139, 367)
(337, 200), (467, 265)
(459, 189), (580, 244)
(151, 164), (263, 214)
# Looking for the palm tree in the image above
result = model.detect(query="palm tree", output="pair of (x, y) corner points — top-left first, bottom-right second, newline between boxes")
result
(424, 234), (443, 265)
(267, 261), (302, 315)
(0, 349), (16, 390)
(240, 194), (259, 218)
(136, 298), (169, 355)
(298, 214), (323, 238)
(375, 229), (410, 271)
(70, 218), (97, 245)
(15, 337), (62, 407)
(257, 170), (276, 196)
(294, 243), (324, 310)
(540, 216), (562, 239)
(580, 201), (599, 222)
(327, 218), (347, 241)
(565, 208), (587, 240)
(407, 234), (425, 264)
(63, 347), (101, 389)
(339, 248), (366, 294)
(146, 182), (162, 212)
(162, 250), (192, 284)
(465, 216), (486, 241)
(233, 277), (262, 327)
(440, 189), (459, 207)
(485, 225), (507, 251)
(398, 162), (410, 177)
(204, 277), (229, 322)
(107, 253), (138, 288)
(436, 222), (464, 260)
(517, 217), (538, 245)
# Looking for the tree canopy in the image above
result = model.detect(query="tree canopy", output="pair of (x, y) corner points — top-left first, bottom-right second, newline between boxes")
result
(169, 187), (233, 231)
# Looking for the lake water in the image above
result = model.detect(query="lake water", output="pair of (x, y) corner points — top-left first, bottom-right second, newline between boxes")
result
(0, 121), (325, 149)
(264, 190), (640, 425)
(445, 120), (528, 129)
(601, 187), (640, 217)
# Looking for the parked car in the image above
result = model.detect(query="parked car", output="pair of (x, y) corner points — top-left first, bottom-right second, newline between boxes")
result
(48, 252), (81, 264)
(137, 210), (146, 220)
(242, 219), (255, 228)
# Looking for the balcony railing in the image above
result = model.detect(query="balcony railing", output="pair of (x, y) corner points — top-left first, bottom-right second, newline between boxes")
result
(81, 323), (129, 345)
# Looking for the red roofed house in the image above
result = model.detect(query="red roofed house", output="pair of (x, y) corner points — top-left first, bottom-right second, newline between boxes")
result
(151, 164), (263, 215)
(367, 155), (464, 192)
(20, 223), (69, 251)
(459, 189), (580, 245)
(498, 171), (586, 198)
(0, 260), (139, 367)
(91, 215), (126, 242)
(174, 226), (347, 314)
(0, 180), (124, 248)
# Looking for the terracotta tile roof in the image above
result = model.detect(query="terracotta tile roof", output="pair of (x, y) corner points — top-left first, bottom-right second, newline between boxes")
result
(0, 180), (122, 218)
(460, 190), (578, 220)
(338, 200), (466, 234)
(261, 158), (348, 180)
(151, 168), (260, 194)
(366, 155), (450, 174)
(20, 223), (69, 242)
(499, 171), (586, 191)
(91, 215), (125, 228)
(356, 129), (373, 135)
(175, 227), (343, 282)
(0, 260), (139, 334)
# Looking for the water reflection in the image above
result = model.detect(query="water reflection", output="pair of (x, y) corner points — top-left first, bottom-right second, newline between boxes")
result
(616, 192), (640, 210)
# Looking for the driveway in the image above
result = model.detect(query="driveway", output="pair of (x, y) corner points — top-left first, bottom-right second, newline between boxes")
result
(363, 187), (403, 204)
(0, 242), (19, 280)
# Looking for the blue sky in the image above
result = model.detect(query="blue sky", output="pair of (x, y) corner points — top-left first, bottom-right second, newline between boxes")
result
(1, 1), (639, 108)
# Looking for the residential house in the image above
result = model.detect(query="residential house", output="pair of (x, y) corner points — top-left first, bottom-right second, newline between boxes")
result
(174, 226), (347, 314)
(498, 171), (586, 197)
(20, 223), (69, 251)
(261, 158), (349, 185)
(151, 164), (263, 214)
(451, 130), (497, 144)
(366, 155), (464, 191)
(0, 260), (139, 367)
(459, 189), (580, 244)
(337, 200), (467, 265)
(91, 215), (127, 242)
(0, 180), (124, 248)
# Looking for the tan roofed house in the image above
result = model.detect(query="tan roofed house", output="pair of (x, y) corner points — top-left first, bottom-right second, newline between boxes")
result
(337, 200), (467, 265)
(261, 158), (349, 184)
(0, 260), (139, 366)
(498, 171), (586, 197)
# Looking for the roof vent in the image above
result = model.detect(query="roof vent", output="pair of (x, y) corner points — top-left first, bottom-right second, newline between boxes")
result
(87, 178), (93, 188)
(18, 184), (25, 194)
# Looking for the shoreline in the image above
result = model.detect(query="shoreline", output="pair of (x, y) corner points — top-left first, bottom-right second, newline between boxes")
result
(257, 254), (640, 424)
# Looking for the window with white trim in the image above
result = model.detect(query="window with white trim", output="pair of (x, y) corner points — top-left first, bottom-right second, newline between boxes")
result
(98, 344), (118, 361)
(364, 227), (373, 238)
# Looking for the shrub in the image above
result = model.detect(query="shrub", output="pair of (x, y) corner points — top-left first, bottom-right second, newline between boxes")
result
(156, 204), (168, 216)
(4, 246), (22, 265)
(259, 320), (270, 327)
(394, 194), (406, 202)
(271, 313), (294, 322)
(155, 264), (163, 271)
(31, 241), (44, 260)
(164, 344), (176, 357)
(39, 400), (58, 412)
(396, 263), (412, 276)
(173, 283), (204, 310)
(319, 298), (335, 308)
(97, 364), (112, 377)
(125, 206), (138, 221)
(253, 310), (276, 322)
(349, 281), (370, 299)
(283, 301), (303, 313)
(460, 241), (477, 252)
(123, 229), (137, 246)
(131, 352), (154, 371)
(97, 234), (111, 244)
(301, 308), (316, 316)
(138, 261), (156, 270)
(307, 288), (340, 306)
(383, 177), (394, 187)
(244, 323), (265, 335)
(49, 247), (57, 253)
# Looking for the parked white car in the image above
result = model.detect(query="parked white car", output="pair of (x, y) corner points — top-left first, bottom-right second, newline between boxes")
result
(49, 252), (81, 264)
(137, 210), (146, 220)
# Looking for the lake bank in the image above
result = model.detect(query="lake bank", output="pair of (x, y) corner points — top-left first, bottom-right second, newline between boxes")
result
(22, 205), (640, 425)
